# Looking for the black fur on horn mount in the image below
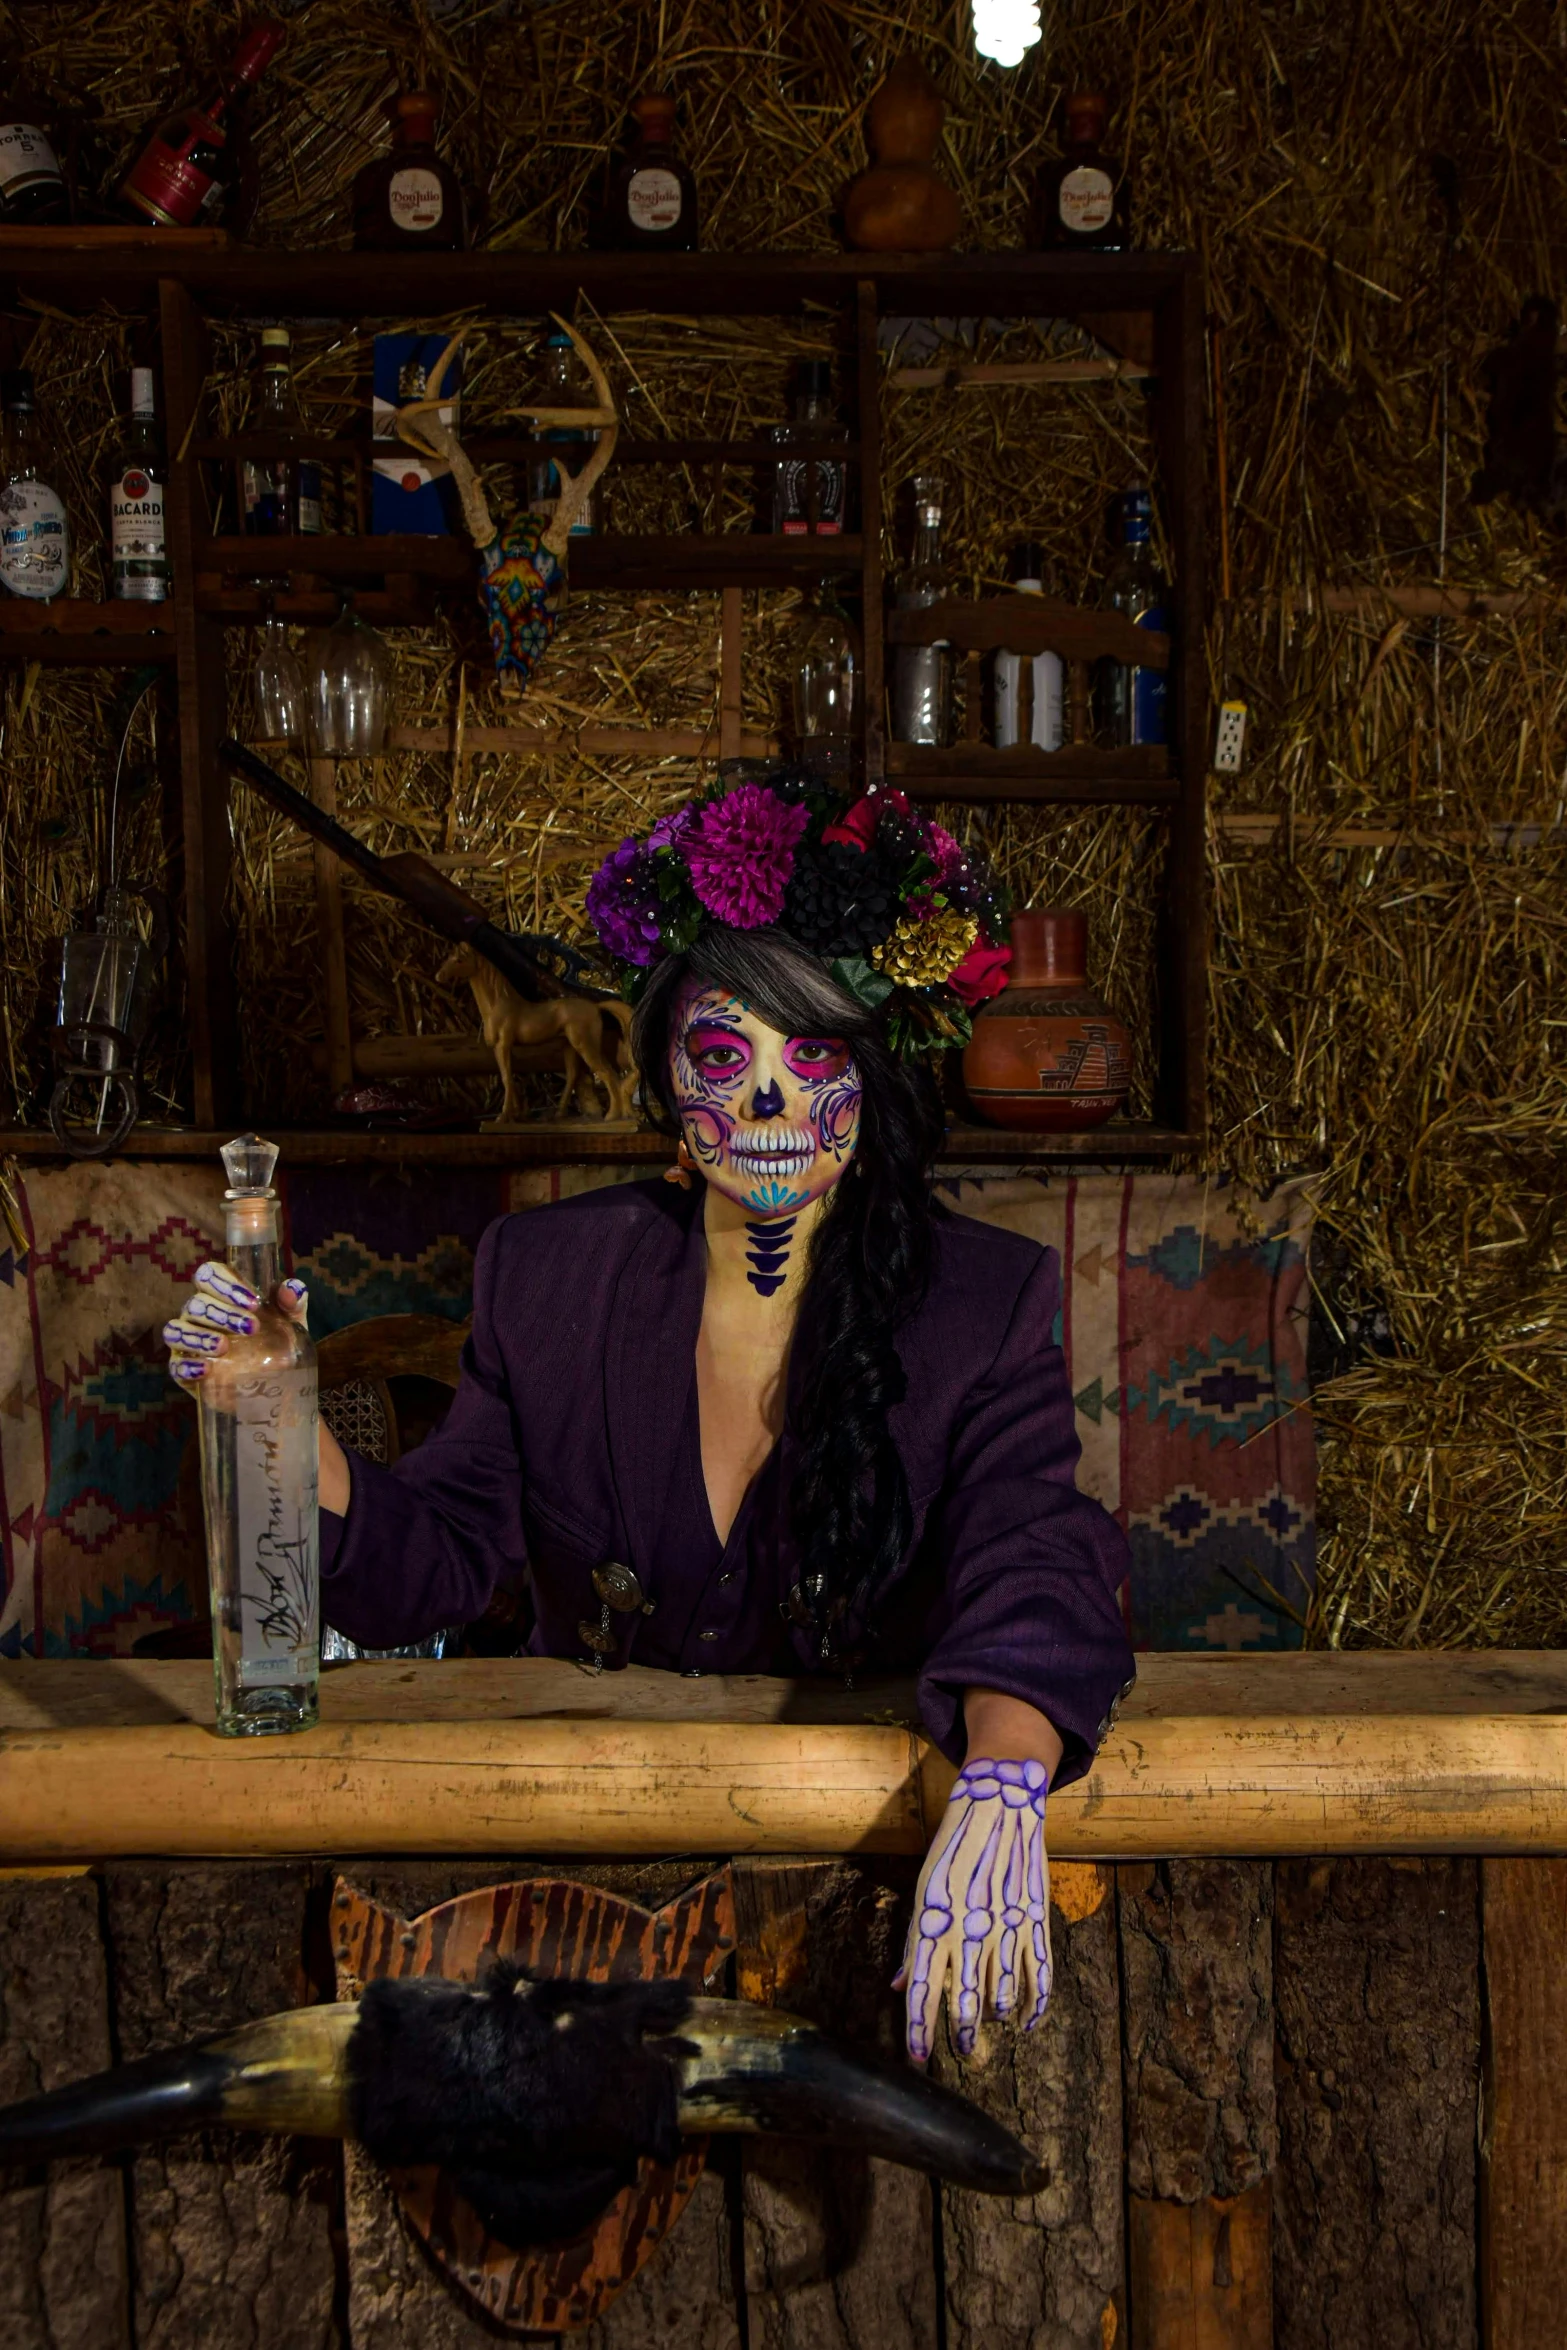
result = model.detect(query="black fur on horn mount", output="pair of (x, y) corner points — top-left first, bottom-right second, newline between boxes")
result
(0, 1965), (1045, 2247)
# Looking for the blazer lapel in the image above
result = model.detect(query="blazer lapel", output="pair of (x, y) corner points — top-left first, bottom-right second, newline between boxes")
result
(602, 1181), (706, 1582)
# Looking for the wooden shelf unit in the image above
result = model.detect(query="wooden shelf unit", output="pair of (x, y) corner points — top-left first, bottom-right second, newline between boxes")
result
(0, 241), (1207, 1156)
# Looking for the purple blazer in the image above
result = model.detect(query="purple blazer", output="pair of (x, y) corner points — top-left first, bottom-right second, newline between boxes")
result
(320, 1179), (1133, 1781)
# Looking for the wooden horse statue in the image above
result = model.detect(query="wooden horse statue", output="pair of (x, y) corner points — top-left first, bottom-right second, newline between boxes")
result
(395, 319), (619, 690)
(437, 942), (639, 1127)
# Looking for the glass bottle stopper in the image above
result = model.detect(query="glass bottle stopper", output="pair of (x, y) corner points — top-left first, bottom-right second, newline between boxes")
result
(220, 1132), (280, 1200)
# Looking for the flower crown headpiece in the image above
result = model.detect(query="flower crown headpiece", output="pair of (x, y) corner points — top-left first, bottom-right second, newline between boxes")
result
(586, 767), (1012, 1056)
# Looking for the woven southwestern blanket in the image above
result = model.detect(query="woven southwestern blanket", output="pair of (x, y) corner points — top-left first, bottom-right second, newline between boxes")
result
(0, 1160), (1312, 1658)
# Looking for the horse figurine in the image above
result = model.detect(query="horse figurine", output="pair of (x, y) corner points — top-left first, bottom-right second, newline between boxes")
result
(395, 318), (619, 690)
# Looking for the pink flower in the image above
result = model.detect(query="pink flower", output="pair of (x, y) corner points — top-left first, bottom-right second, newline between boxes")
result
(948, 939), (1012, 1006)
(684, 784), (810, 928)
(925, 820), (964, 881)
(822, 789), (910, 852)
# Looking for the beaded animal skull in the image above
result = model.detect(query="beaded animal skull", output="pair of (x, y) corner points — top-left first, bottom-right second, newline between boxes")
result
(394, 318), (619, 691)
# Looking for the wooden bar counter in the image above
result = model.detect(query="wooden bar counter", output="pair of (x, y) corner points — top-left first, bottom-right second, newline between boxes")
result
(4, 1649), (1567, 1861)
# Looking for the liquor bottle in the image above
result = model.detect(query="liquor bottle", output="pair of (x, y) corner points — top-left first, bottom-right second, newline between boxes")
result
(597, 93), (697, 251)
(1100, 488), (1171, 747)
(992, 541), (1063, 750)
(242, 328), (322, 536)
(789, 590), (859, 776)
(889, 475), (952, 747)
(1034, 90), (1130, 252)
(198, 1134), (320, 1737)
(108, 367), (170, 602)
(527, 330), (599, 536)
(0, 370), (69, 600)
(770, 361), (849, 536)
(0, 70), (69, 223)
(351, 91), (467, 252)
(118, 23), (283, 231)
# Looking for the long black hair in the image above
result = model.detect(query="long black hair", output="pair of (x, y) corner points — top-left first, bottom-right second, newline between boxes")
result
(632, 924), (945, 1653)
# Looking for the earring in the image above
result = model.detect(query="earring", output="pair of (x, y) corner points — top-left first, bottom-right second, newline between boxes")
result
(664, 1137), (699, 1190)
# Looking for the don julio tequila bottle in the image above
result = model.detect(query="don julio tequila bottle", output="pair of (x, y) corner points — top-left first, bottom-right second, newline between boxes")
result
(198, 1134), (319, 1736)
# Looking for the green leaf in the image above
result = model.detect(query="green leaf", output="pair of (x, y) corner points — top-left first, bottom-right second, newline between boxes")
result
(830, 955), (895, 1011)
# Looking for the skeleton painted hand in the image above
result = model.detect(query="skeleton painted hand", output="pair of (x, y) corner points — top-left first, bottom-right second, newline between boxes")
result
(162, 1262), (308, 1389)
(898, 1757), (1052, 2063)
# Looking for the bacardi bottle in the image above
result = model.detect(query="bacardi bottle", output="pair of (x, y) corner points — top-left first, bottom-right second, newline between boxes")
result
(198, 1134), (320, 1737)
(0, 370), (69, 600)
(108, 367), (170, 602)
(118, 24), (282, 231)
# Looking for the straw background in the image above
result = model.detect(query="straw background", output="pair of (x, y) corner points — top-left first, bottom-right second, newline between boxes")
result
(1, 0), (1565, 1652)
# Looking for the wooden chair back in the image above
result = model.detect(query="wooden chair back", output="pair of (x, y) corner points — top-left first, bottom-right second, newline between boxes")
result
(317, 1312), (470, 1466)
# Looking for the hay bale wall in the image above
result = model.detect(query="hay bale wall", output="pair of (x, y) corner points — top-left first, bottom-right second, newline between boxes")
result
(1, 0), (1564, 1649)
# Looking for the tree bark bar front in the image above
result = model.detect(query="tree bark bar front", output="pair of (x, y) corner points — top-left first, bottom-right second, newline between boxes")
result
(4, 1655), (1567, 1862)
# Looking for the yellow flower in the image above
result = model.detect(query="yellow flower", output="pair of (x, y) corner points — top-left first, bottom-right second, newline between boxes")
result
(872, 907), (979, 989)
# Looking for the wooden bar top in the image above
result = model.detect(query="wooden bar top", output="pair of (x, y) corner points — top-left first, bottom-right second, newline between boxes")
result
(3, 1652), (1566, 1863)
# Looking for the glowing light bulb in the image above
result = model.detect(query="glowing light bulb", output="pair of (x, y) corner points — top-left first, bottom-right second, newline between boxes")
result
(973, 0), (1042, 67)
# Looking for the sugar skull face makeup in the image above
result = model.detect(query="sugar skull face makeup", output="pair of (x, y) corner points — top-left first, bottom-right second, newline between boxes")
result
(669, 982), (863, 1223)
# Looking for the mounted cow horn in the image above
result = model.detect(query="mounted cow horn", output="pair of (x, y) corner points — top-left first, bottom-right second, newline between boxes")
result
(0, 1972), (1043, 2249)
(395, 316), (620, 693)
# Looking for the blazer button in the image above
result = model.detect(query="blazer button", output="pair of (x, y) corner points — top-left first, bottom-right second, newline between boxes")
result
(697, 1628), (721, 1643)
(593, 1561), (645, 1614)
(577, 1619), (617, 1654)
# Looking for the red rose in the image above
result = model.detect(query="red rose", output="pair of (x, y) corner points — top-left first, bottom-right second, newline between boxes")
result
(822, 789), (911, 851)
(947, 939), (1012, 1006)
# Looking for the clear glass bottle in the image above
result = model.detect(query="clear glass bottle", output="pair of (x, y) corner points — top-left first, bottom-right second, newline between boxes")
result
(1100, 488), (1171, 747)
(242, 327), (322, 538)
(789, 590), (859, 775)
(527, 329), (599, 537)
(889, 474), (952, 747)
(992, 540), (1064, 750)
(198, 1134), (319, 1737)
(770, 361), (848, 536)
(108, 366), (170, 603)
(0, 368), (69, 600)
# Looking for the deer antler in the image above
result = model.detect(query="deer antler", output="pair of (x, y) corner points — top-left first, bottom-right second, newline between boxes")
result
(394, 336), (497, 551)
(521, 314), (620, 557)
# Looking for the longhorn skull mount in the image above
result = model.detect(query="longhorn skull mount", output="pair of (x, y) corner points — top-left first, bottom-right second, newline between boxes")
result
(394, 317), (620, 690)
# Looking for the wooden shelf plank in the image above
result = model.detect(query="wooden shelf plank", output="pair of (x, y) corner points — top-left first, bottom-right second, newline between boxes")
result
(0, 599), (177, 665)
(0, 244), (1201, 320)
(889, 742), (1174, 804)
(194, 531), (861, 597)
(4, 1651), (1566, 1862)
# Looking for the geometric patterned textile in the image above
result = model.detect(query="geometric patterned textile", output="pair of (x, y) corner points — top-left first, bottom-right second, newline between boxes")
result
(0, 1155), (1313, 1660)
(945, 1171), (1317, 1652)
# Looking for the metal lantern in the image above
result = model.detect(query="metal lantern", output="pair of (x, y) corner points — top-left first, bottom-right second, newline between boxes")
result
(47, 887), (165, 1157)
(301, 598), (394, 757)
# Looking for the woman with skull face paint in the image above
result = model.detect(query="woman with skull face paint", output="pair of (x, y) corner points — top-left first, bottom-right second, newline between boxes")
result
(161, 773), (1133, 2064)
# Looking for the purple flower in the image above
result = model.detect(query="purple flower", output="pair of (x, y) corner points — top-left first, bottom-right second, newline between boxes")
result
(683, 783), (809, 929)
(649, 804), (695, 852)
(586, 836), (664, 966)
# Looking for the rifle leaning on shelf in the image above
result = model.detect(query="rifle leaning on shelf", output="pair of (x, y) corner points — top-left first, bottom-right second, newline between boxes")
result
(219, 740), (614, 1005)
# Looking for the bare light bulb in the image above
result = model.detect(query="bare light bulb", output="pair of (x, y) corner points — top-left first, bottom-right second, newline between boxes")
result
(973, 0), (1042, 67)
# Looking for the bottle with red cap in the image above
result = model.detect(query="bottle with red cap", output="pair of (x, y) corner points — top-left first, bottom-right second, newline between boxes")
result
(118, 24), (283, 231)
(1033, 90), (1130, 252)
(352, 93), (468, 252)
(595, 93), (698, 252)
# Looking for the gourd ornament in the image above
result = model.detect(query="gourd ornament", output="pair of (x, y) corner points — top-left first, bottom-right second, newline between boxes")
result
(394, 318), (619, 690)
(843, 53), (962, 254)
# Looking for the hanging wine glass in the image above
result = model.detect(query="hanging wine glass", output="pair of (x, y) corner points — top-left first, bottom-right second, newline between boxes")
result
(251, 604), (306, 745)
(301, 596), (394, 757)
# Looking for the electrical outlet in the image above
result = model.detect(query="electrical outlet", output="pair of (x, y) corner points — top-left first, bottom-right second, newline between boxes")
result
(1213, 700), (1247, 773)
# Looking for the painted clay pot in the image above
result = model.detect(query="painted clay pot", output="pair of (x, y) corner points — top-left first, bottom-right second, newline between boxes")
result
(961, 908), (1131, 1130)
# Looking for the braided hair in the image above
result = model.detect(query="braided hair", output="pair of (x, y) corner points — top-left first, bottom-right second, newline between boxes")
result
(631, 924), (946, 1651)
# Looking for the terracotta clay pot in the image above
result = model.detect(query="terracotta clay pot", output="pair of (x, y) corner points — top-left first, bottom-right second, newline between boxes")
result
(961, 908), (1132, 1131)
